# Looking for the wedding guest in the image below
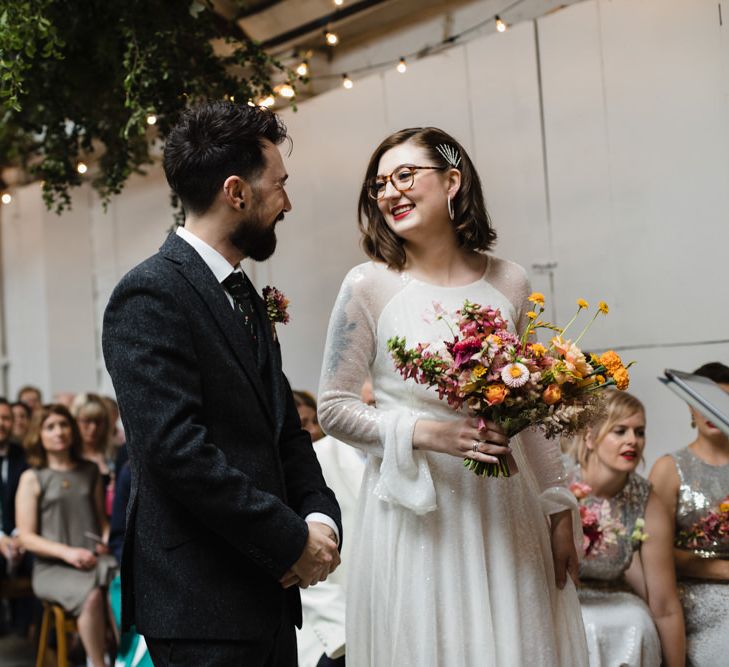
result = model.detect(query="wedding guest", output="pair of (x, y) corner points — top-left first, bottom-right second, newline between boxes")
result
(318, 127), (588, 665)
(0, 398), (32, 635)
(299, 384), (369, 667)
(650, 362), (729, 666)
(53, 392), (77, 409)
(566, 390), (684, 667)
(15, 404), (117, 667)
(70, 393), (114, 490)
(294, 390), (324, 442)
(16, 386), (42, 413)
(10, 400), (31, 443)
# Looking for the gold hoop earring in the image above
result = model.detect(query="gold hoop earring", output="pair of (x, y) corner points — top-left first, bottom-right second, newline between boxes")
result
(447, 195), (454, 221)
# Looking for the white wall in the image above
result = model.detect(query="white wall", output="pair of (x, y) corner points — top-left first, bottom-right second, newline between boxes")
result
(1, 0), (727, 465)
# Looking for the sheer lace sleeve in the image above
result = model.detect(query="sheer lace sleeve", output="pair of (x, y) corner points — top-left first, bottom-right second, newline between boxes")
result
(486, 257), (579, 527)
(318, 263), (437, 514)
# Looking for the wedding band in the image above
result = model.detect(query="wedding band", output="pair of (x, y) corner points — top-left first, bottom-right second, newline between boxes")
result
(473, 441), (479, 454)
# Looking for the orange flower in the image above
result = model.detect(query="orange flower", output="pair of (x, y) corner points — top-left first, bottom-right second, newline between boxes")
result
(613, 367), (630, 390)
(552, 336), (592, 379)
(527, 311), (538, 320)
(543, 384), (562, 405)
(484, 384), (508, 406)
(600, 350), (624, 375)
(528, 292), (545, 306)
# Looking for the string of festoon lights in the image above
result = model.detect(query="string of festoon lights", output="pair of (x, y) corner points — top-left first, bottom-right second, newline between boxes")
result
(0, 0), (525, 202)
(253, 0), (527, 104)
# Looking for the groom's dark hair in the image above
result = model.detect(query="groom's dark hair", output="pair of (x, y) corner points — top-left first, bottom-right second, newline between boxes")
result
(163, 101), (289, 216)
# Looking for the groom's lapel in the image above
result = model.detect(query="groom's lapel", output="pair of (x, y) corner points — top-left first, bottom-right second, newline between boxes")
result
(249, 286), (286, 439)
(159, 233), (274, 427)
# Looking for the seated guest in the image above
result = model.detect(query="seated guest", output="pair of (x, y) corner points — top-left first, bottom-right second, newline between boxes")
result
(0, 398), (32, 634)
(650, 362), (729, 666)
(10, 401), (31, 443)
(70, 393), (114, 496)
(298, 387), (368, 667)
(16, 386), (42, 414)
(294, 390), (324, 442)
(15, 404), (117, 667)
(566, 390), (684, 667)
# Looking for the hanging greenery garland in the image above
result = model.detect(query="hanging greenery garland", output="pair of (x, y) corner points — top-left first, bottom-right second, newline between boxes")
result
(0, 0), (292, 213)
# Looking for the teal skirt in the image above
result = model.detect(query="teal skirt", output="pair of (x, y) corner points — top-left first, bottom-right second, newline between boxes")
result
(109, 575), (154, 667)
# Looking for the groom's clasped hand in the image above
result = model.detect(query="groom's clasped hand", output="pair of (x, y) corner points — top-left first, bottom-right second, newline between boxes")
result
(279, 521), (341, 589)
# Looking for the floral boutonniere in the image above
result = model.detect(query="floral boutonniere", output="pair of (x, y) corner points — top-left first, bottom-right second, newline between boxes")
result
(262, 286), (290, 339)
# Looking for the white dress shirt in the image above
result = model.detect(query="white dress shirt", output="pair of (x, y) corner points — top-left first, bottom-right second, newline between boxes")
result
(175, 227), (339, 543)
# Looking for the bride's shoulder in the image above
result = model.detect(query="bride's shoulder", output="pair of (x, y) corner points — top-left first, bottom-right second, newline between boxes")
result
(341, 260), (404, 292)
(483, 255), (529, 290)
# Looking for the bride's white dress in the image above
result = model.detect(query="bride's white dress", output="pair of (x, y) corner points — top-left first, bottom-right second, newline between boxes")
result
(318, 258), (588, 667)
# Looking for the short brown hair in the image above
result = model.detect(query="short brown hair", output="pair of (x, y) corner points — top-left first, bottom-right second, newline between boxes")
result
(358, 127), (497, 269)
(292, 390), (318, 413)
(571, 390), (646, 466)
(24, 404), (83, 468)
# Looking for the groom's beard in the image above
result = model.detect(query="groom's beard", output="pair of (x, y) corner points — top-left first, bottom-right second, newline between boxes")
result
(230, 208), (283, 262)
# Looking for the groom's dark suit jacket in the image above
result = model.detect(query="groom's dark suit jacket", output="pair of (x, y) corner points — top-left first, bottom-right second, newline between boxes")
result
(102, 233), (341, 641)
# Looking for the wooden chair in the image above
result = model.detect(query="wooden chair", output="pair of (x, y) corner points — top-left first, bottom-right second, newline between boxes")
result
(36, 601), (77, 667)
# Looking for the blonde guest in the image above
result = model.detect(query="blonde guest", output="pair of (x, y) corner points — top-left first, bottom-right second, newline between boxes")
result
(566, 390), (684, 667)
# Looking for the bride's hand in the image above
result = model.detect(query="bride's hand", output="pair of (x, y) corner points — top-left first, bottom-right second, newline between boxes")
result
(413, 417), (511, 464)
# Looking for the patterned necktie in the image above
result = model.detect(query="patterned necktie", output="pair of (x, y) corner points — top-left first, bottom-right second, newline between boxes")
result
(223, 272), (259, 355)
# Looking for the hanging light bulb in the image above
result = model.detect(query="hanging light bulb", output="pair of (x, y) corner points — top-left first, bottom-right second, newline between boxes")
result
(342, 74), (353, 89)
(334, 0), (344, 6)
(325, 29), (339, 46)
(495, 15), (507, 32)
(296, 60), (309, 77)
(257, 95), (275, 107)
(146, 114), (157, 125)
(77, 162), (88, 174)
(396, 57), (407, 74)
(1, 193), (11, 205)
(276, 83), (296, 99)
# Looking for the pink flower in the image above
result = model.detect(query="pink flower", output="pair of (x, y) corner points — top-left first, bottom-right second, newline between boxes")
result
(452, 337), (482, 367)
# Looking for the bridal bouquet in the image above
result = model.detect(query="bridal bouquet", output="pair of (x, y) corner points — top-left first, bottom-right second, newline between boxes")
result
(387, 293), (631, 477)
(677, 495), (729, 551)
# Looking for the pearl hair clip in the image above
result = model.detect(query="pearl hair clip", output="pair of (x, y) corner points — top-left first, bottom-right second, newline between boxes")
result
(435, 144), (462, 169)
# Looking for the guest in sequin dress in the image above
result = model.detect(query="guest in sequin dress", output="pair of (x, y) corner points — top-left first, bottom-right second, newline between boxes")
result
(650, 362), (729, 667)
(567, 390), (685, 667)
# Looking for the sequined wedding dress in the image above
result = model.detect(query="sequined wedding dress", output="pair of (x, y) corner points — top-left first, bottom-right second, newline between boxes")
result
(567, 463), (661, 667)
(318, 258), (588, 667)
(672, 447), (729, 667)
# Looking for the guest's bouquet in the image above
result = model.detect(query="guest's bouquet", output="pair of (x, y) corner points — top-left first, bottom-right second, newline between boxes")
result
(677, 495), (729, 551)
(387, 293), (631, 477)
(569, 481), (632, 557)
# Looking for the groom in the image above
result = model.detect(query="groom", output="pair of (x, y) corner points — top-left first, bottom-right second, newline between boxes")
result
(103, 101), (341, 666)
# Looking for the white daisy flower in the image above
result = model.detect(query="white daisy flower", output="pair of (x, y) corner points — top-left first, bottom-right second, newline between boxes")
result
(501, 362), (530, 388)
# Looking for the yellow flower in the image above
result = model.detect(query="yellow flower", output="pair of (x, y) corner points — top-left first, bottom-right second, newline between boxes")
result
(472, 365), (487, 379)
(527, 311), (538, 320)
(530, 343), (547, 358)
(598, 301), (609, 315)
(577, 298), (589, 310)
(613, 367), (630, 390)
(528, 292), (545, 306)
(600, 350), (624, 375)
(720, 502), (729, 513)
(486, 334), (502, 346)
(596, 375), (606, 384)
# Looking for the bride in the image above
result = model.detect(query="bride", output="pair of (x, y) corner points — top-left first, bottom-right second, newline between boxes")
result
(318, 127), (588, 666)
